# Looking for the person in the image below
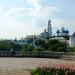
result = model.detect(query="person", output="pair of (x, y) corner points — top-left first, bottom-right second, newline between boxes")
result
(10, 49), (15, 56)
(64, 42), (68, 53)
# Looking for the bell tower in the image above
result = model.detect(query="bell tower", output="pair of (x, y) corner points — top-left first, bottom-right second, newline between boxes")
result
(48, 19), (52, 37)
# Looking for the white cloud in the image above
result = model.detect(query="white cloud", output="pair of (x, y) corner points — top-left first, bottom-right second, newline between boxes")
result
(6, 7), (28, 17)
(26, 0), (41, 9)
(6, 0), (60, 20)
(0, 15), (42, 39)
(1, 0), (73, 39)
(3, 0), (61, 39)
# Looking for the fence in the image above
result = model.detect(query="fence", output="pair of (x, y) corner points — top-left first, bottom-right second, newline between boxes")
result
(0, 51), (74, 58)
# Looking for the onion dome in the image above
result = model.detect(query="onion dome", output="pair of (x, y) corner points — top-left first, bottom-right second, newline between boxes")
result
(65, 30), (69, 33)
(61, 27), (66, 33)
(56, 29), (60, 33)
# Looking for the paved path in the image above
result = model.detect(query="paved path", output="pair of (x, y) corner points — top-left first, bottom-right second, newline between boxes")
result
(0, 58), (75, 70)
(0, 70), (31, 75)
(0, 57), (75, 75)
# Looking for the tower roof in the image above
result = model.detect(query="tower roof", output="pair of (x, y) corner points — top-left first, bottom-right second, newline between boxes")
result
(65, 30), (69, 33)
(61, 27), (66, 33)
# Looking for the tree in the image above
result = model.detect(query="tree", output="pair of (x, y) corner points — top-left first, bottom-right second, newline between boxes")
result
(47, 40), (67, 52)
(35, 39), (45, 46)
(70, 47), (75, 52)
(21, 44), (34, 51)
(0, 40), (21, 51)
(0, 40), (12, 51)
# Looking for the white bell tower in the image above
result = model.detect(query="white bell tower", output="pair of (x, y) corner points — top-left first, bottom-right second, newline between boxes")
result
(48, 19), (52, 37)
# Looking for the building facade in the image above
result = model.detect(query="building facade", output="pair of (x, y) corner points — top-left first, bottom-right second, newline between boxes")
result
(69, 33), (75, 47)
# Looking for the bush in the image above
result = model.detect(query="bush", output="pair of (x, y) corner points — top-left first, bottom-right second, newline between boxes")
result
(70, 47), (75, 52)
(57, 47), (65, 52)
(47, 40), (67, 52)
(32, 63), (75, 75)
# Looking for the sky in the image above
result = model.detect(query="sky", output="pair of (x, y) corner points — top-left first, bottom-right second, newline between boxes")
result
(0, 0), (75, 39)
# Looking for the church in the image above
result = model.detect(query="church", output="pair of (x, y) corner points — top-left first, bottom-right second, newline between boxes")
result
(13, 19), (75, 47)
(40, 19), (69, 39)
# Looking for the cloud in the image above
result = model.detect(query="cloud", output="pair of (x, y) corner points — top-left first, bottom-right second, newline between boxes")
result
(3, 0), (61, 39)
(6, 0), (60, 18)
(26, 0), (41, 9)
(0, 15), (42, 39)
(6, 1), (60, 25)
(0, 0), (67, 39)
(6, 7), (30, 17)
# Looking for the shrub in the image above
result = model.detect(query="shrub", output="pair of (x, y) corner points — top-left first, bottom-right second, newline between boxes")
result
(32, 63), (75, 75)
(70, 47), (75, 52)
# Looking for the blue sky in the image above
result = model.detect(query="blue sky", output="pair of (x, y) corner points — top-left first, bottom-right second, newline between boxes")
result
(0, 0), (75, 39)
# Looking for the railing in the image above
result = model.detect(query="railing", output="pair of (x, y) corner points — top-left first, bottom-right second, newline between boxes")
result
(0, 51), (10, 56)
(18, 51), (64, 58)
(0, 51), (74, 58)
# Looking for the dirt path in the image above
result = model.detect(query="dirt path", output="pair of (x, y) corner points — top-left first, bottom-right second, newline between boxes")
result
(0, 57), (75, 75)
(0, 69), (31, 75)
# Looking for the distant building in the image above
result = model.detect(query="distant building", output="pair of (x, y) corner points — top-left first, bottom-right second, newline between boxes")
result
(41, 19), (52, 38)
(13, 40), (27, 45)
(41, 29), (49, 39)
(51, 37), (68, 43)
(11, 19), (72, 47)
(69, 32), (75, 47)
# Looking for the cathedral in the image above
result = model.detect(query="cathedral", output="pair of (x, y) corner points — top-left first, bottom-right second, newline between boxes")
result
(41, 19), (69, 39)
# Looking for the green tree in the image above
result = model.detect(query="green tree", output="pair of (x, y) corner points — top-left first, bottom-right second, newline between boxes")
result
(0, 40), (12, 51)
(0, 40), (21, 51)
(70, 47), (75, 52)
(47, 40), (67, 52)
(35, 39), (45, 46)
(21, 44), (34, 51)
